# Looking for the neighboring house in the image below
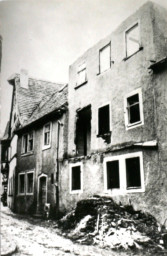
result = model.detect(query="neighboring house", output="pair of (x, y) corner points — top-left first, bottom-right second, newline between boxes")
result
(59, 2), (167, 224)
(7, 70), (68, 214)
(0, 122), (10, 202)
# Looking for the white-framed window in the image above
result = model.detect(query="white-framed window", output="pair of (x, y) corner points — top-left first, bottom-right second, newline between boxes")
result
(26, 171), (34, 194)
(18, 173), (25, 195)
(104, 152), (144, 194)
(97, 103), (111, 136)
(43, 122), (52, 150)
(22, 132), (34, 154)
(69, 163), (83, 194)
(124, 88), (144, 130)
(125, 22), (140, 58)
(99, 43), (111, 73)
(77, 63), (87, 86)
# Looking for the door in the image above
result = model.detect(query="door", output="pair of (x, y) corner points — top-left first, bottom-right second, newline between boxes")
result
(39, 176), (47, 211)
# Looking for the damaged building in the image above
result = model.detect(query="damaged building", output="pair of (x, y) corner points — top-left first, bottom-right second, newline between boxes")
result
(2, 1), (167, 224)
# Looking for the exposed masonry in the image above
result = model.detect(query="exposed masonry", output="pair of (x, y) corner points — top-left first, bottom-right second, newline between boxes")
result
(1, 1), (167, 225)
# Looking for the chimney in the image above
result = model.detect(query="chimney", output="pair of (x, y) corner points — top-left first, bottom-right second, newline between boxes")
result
(20, 69), (28, 89)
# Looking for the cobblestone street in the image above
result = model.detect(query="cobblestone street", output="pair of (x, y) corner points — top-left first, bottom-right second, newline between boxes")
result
(1, 205), (133, 256)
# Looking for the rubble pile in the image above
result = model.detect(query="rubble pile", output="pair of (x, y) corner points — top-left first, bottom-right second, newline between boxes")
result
(58, 196), (166, 253)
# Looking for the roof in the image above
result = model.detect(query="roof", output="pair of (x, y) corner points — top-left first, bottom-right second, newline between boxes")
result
(26, 84), (68, 126)
(148, 57), (167, 72)
(8, 73), (66, 126)
(1, 121), (10, 141)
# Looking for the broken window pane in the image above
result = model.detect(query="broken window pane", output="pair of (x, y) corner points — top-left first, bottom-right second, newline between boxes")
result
(127, 94), (140, 124)
(27, 173), (33, 193)
(99, 44), (111, 73)
(28, 132), (33, 151)
(106, 160), (120, 189)
(126, 23), (140, 57)
(98, 104), (110, 135)
(126, 157), (141, 189)
(22, 134), (28, 153)
(78, 63), (87, 85)
(71, 166), (81, 190)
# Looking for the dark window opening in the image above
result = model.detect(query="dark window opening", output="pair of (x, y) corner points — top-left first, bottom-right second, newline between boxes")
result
(76, 106), (91, 156)
(27, 173), (33, 193)
(51, 173), (54, 184)
(127, 94), (140, 124)
(71, 166), (81, 191)
(106, 160), (120, 189)
(19, 174), (25, 194)
(98, 104), (110, 135)
(126, 157), (141, 189)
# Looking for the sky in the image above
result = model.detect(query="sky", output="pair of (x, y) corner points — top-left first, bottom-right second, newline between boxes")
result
(0, 0), (167, 136)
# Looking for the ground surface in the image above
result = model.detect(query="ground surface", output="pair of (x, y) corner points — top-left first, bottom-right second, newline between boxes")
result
(1, 205), (166, 256)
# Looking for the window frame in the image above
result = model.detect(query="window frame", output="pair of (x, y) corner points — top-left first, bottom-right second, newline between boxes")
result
(43, 122), (52, 150)
(69, 162), (83, 194)
(26, 170), (34, 195)
(104, 152), (144, 194)
(21, 131), (34, 155)
(18, 173), (25, 195)
(124, 21), (141, 59)
(99, 42), (111, 74)
(97, 102), (112, 136)
(76, 62), (87, 87)
(124, 88), (144, 130)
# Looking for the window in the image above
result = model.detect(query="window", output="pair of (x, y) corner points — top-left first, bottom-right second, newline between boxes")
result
(104, 152), (144, 193)
(18, 173), (25, 194)
(106, 160), (120, 189)
(98, 104), (111, 136)
(27, 172), (34, 194)
(126, 157), (141, 189)
(124, 88), (144, 129)
(125, 23), (140, 57)
(22, 132), (34, 154)
(99, 43), (111, 73)
(28, 132), (33, 151)
(43, 123), (51, 149)
(77, 63), (87, 86)
(70, 163), (83, 193)
(22, 134), (28, 153)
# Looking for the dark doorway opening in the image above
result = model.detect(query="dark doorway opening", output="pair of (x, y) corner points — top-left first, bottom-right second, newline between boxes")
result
(76, 105), (91, 156)
(39, 176), (47, 211)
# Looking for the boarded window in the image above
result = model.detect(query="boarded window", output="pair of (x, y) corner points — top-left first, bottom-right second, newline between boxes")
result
(126, 23), (139, 57)
(106, 160), (120, 189)
(27, 172), (33, 193)
(127, 94), (140, 124)
(44, 123), (50, 146)
(78, 63), (87, 85)
(126, 157), (141, 189)
(71, 166), (81, 191)
(99, 44), (111, 73)
(98, 104), (110, 135)
(19, 174), (25, 194)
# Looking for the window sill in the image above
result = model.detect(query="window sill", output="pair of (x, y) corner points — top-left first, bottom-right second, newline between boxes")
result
(42, 145), (51, 151)
(70, 189), (83, 194)
(97, 132), (111, 138)
(104, 188), (145, 194)
(18, 193), (25, 196)
(123, 46), (143, 61)
(21, 151), (34, 157)
(75, 80), (88, 90)
(26, 193), (33, 195)
(126, 121), (143, 130)
(96, 66), (112, 76)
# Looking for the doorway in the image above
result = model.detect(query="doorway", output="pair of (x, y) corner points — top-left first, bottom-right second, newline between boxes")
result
(38, 175), (47, 211)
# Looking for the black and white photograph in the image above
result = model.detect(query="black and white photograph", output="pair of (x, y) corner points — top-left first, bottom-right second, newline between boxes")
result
(0, 0), (167, 255)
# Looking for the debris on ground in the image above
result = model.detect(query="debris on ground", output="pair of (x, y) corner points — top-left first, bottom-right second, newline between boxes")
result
(58, 196), (167, 255)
